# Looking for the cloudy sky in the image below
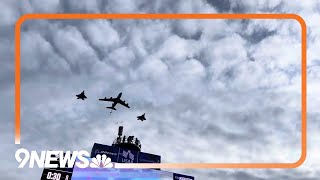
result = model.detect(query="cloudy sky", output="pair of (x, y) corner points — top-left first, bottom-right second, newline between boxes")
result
(1, 0), (320, 179)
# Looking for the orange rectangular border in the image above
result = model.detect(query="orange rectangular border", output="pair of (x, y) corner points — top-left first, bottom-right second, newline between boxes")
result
(15, 14), (307, 169)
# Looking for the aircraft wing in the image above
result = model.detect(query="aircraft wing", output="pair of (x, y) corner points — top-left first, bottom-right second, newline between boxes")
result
(76, 94), (85, 99)
(99, 97), (115, 102)
(118, 99), (130, 108)
(111, 102), (117, 108)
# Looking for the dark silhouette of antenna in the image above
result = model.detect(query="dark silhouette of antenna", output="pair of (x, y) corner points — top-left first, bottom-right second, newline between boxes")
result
(112, 126), (141, 151)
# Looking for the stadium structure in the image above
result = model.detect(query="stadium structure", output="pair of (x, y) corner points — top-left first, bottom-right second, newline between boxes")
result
(40, 126), (194, 180)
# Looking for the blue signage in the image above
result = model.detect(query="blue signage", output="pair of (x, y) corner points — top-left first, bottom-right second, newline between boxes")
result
(138, 151), (161, 163)
(91, 143), (119, 162)
(118, 147), (139, 163)
(173, 173), (195, 180)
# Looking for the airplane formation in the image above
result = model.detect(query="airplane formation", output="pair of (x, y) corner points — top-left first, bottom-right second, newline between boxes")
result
(76, 90), (146, 121)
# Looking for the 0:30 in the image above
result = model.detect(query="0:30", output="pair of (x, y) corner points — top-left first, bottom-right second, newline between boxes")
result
(46, 172), (61, 180)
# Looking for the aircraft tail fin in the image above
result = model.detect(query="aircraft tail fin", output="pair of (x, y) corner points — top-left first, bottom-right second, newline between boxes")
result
(107, 107), (116, 110)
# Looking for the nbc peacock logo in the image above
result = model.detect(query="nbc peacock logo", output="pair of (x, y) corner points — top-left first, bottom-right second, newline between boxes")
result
(90, 154), (113, 168)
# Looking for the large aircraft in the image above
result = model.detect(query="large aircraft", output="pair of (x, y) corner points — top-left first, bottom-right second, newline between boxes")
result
(99, 92), (130, 111)
(76, 90), (87, 100)
(137, 113), (146, 121)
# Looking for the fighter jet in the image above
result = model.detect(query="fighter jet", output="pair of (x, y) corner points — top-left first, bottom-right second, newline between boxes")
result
(99, 92), (130, 111)
(76, 90), (87, 100)
(137, 113), (146, 121)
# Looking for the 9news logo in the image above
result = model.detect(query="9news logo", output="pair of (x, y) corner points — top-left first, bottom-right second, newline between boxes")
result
(15, 148), (113, 168)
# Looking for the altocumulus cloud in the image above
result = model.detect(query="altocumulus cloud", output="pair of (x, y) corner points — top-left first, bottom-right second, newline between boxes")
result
(1, 0), (320, 179)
